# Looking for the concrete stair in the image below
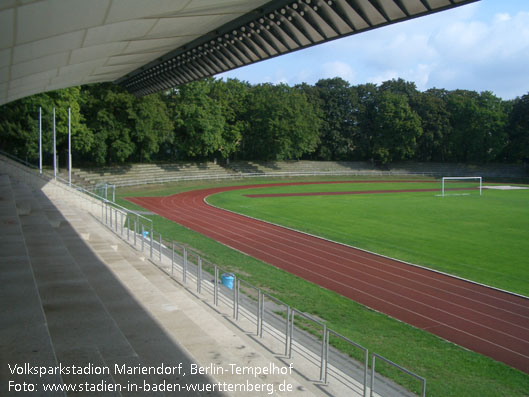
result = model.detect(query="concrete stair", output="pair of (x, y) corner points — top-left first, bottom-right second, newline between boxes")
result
(71, 161), (527, 189)
(0, 174), (64, 394)
(227, 161), (376, 175)
(74, 163), (233, 187)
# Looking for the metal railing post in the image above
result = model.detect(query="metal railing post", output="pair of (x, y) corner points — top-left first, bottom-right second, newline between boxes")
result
(261, 292), (265, 338)
(370, 355), (376, 397)
(235, 278), (239, 320)
(183, 248), (187, 284)
(127, 216), (130, 241)
(320, 323), (327, 382)
(285, 306), (290, 357)
(289, 310), (295, 358)
(133, 220), (137, 246)
(141, 224), (144, 252)
(324, 329), (329, 385)
(364, 350), (369, 397)
(158, 233), (162, 262)
(114, 208), (118, 232)
(120, 212), (123, 236)
(149, 227), (153, 259)
(233, 275), (237, 319)
(197, 257), (202, 294)
(214, 266), (218, 306)
(258, 290), (263, 338)
(171, 242), (175, 277)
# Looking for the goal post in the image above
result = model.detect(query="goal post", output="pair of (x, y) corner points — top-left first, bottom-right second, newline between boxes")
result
(441, 177), (482, 197)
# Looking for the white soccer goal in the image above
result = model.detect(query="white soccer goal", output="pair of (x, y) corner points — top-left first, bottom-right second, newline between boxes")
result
(441, 177), (482, 197)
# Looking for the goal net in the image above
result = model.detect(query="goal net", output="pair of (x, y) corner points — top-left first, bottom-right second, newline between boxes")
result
(441, 177), (482, 197)
(93, 182), (116, 201)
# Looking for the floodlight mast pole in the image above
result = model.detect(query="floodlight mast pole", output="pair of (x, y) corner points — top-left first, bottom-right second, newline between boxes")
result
(53, 107), (56, 180)
(38, 107), (42, 174)
(68, 107), (71, 186)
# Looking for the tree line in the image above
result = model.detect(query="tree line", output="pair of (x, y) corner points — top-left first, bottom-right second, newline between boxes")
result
(1, 77), (528, 166)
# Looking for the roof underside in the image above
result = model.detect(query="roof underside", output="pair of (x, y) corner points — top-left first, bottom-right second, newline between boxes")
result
(1, 0), (478, 105)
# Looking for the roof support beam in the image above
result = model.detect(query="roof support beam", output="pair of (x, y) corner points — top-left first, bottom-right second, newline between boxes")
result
(116, 0), (480, 97)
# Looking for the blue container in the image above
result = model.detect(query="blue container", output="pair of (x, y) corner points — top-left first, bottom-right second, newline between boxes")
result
(143, 231), (149, 237)
(221, 273), (235, 290)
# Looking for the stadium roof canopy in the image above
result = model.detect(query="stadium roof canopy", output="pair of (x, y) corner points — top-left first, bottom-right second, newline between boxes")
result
(0, 0), (478, 105)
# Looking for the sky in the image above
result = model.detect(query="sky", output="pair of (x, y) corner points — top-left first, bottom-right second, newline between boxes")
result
(219, 0), (529, 100)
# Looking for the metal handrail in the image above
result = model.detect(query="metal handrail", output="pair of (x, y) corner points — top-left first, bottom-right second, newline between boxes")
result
(54, 174), (151, 226)
(371, 353), (426, 397)
(0, 150), (153, 231)
(0, 149), (38, 169)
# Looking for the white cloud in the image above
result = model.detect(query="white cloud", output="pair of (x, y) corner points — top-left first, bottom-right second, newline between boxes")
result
(221, 1), (529, 98)
(368, 70), (398, 86)
(494, 13), (511, 23)
(273, 77), (289, 85)
(427, 10), (529, 96)
(322, 61), (355, 81)
(408, 64), (434, 90)
(320, 4), (529, 98)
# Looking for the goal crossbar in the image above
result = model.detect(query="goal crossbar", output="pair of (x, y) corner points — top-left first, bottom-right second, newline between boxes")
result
(441, 177), (482, 197)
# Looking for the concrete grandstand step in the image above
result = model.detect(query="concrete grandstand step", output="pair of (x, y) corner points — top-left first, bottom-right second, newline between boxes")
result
(9, 179), (166, 395)
(0, 175), (64, 393)
(67, 161), (529, 189)
(28, 191), (190, 394)
(56, 170), (89, 188)
(77, 164), (235, 186)
(35, 188), (324, 395)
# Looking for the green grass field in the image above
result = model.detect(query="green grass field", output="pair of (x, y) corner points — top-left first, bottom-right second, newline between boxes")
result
(116, 177), (529, 397)
(207, 180), (529, 296)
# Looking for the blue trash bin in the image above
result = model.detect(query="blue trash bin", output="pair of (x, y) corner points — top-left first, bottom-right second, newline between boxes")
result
(221, 273), (235, 290)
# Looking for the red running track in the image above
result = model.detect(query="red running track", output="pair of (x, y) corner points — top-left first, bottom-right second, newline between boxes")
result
(126, 181), (529, 373)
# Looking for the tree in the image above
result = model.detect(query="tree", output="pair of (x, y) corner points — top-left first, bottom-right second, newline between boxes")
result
(475, 91), (508, 162)
(0, 87), (92, 166)
(415, 89), (452, 161)
(379, 78), (421, 110)
(210, 78), (251, 160)
(171, 79), (226, 159)
(504, 93), (529, 162)
(50, 87), (94, 165)
(355, 83), (379, 161)
(370, 91), (422, 164)
(313, 78), (358, 160)
(446, 90), (507, 163)
(82, 84), (136, 165)
(0, 78), (519, 167)
(131, 93), (173, 162)
(241, 84), (321, 160)
(0, 94), (46, 162)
